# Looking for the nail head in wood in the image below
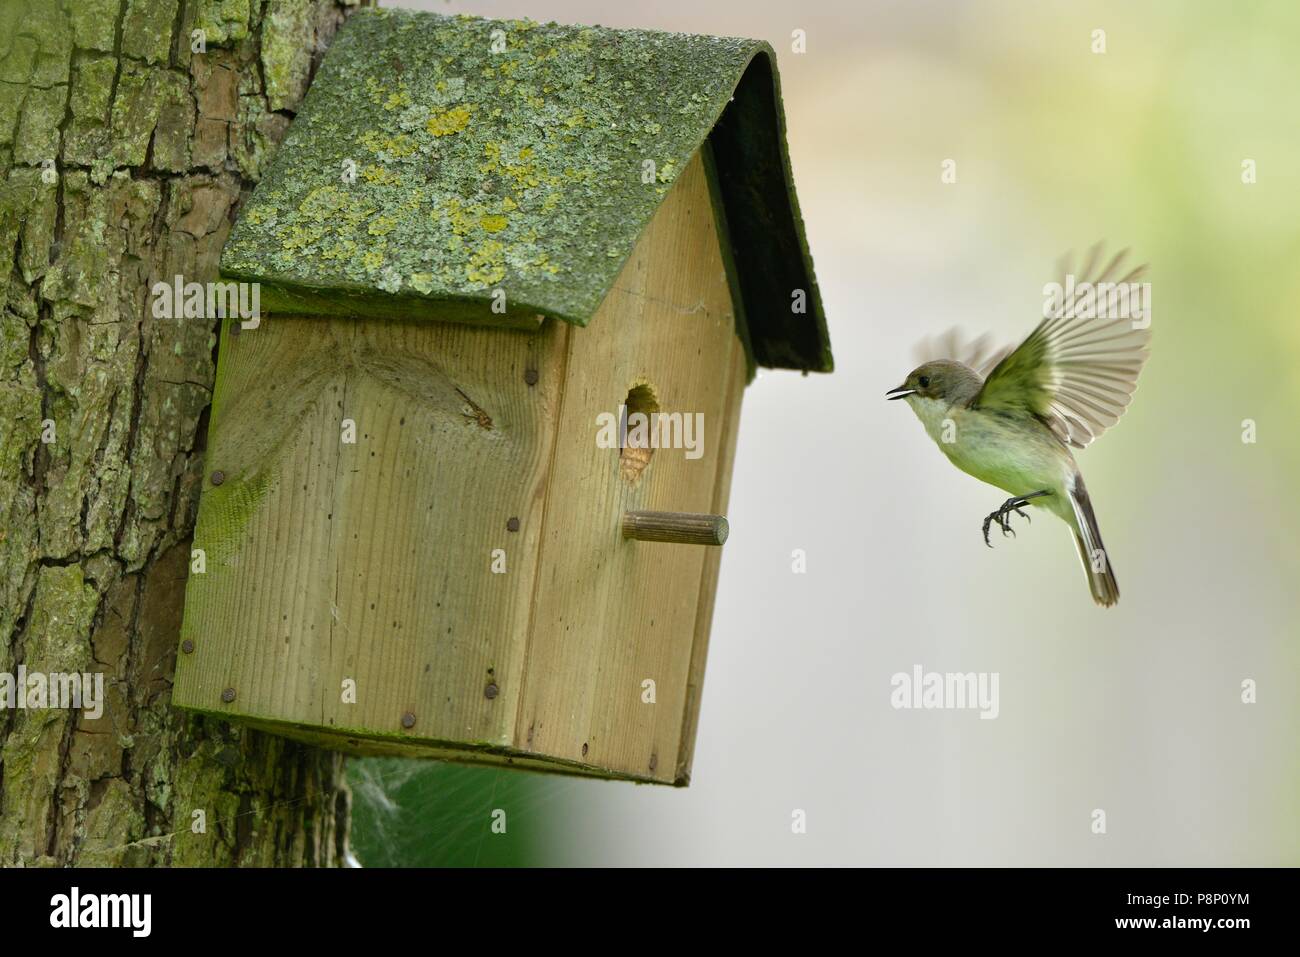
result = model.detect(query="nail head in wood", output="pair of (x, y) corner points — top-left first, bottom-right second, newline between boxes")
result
(401, 711), (416, 729)
(210, 470), (225, 486)
(221, 687), (236, 703)
(621, 510), (728, 546)
(506, 516), (520, 532)
(181, 639), (195, 654)
(524, 368), (539, 386)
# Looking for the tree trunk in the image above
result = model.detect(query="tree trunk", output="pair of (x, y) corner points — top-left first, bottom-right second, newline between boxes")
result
(0, 0), (362, 867)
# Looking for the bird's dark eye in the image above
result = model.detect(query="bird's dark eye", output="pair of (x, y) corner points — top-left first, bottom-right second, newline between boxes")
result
(918, 375), (930, 389)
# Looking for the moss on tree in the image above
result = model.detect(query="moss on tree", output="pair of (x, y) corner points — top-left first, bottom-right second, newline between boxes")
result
(0, 0), (361, 868)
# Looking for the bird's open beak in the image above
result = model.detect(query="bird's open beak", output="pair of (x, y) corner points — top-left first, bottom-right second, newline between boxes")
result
(886, 385), (915, 401)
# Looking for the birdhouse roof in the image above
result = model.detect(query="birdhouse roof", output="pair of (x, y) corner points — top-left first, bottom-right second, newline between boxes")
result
(220, 8), (832, 373)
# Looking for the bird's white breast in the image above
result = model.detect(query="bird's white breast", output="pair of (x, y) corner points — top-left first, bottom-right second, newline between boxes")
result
(908, 396), (960, 447)
(903, 395), (1073, 503)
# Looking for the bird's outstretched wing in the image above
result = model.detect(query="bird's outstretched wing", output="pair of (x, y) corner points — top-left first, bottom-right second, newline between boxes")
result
(971, 245), (1150, 449)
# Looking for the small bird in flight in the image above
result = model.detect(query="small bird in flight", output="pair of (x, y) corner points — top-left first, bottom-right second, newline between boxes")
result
(886, 246), (1150, 606)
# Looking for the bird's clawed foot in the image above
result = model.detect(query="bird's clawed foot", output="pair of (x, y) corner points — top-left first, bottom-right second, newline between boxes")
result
(982, 495), (1040, 547)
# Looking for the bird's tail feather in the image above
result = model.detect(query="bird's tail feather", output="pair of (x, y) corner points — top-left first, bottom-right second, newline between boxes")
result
(1068, 473), (1119, 607)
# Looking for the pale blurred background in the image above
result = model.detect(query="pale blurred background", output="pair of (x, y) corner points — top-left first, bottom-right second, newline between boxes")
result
(353, 0), (1300, 866)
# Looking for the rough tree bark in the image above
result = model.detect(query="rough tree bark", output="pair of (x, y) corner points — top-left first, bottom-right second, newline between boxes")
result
(0, 0), (362, 867)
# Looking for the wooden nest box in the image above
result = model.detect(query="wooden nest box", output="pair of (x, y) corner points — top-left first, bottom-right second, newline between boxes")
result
(175, 8), (832, 785)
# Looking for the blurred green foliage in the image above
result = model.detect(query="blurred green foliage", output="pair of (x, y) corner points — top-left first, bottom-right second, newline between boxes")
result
(348, 759), (546, 867)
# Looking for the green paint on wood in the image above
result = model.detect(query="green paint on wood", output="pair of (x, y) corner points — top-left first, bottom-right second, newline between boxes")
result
(222, 7), (832, 372)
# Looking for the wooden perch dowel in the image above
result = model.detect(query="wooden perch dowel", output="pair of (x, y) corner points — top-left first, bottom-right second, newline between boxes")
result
(622, 510), (729, 546)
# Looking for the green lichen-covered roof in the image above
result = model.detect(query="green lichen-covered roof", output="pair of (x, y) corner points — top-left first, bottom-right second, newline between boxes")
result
(221, 7), (832, 373)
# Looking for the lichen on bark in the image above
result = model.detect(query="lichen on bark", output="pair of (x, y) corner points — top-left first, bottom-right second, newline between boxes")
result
(0, 0), (362, 868)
